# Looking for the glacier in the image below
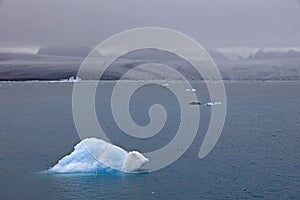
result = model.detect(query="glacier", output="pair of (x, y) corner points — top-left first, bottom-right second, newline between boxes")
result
(49, 138), (149, 173)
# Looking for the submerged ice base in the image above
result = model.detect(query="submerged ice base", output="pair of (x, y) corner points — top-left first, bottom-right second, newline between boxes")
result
(49, 138), (149, 173)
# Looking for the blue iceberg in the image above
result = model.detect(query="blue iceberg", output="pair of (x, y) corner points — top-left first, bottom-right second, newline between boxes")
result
(49, 138), (149, 173)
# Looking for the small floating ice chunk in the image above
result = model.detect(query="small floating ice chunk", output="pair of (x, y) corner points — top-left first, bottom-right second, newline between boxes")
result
(68, 76), (81, 82)
(185, 88), (197, 92)
(205, 102), (222, 106)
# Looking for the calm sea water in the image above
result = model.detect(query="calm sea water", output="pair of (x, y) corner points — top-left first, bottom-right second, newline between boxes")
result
(0, 81), (299, 199)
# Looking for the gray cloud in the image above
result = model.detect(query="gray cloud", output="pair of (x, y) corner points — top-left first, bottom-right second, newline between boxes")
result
(0, 0), (299, 48)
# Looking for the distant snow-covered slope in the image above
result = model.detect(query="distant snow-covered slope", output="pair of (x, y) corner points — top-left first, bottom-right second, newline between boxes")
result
(210, 47), (300, 60)
(0, 47), (300, 81)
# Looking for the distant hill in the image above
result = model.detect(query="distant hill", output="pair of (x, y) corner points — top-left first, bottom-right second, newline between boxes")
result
(250, 49), (300, 59)
(37, 46), (93, 57)
(0, 53), (39, 61)
(1, 46), (300, 81)
(207, 49), (228, 59)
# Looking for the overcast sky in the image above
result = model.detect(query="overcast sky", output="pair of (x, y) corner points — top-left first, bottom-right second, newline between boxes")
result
(0, 0), (299, 48)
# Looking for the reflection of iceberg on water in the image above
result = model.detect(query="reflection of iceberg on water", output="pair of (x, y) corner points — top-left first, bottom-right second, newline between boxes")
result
(49, 138), (149, 173)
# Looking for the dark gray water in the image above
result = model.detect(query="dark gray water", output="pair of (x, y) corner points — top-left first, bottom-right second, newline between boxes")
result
(0, 81), (299, 199)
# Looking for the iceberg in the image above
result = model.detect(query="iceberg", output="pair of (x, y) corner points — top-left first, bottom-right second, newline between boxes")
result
(49, 138), (149, 173)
